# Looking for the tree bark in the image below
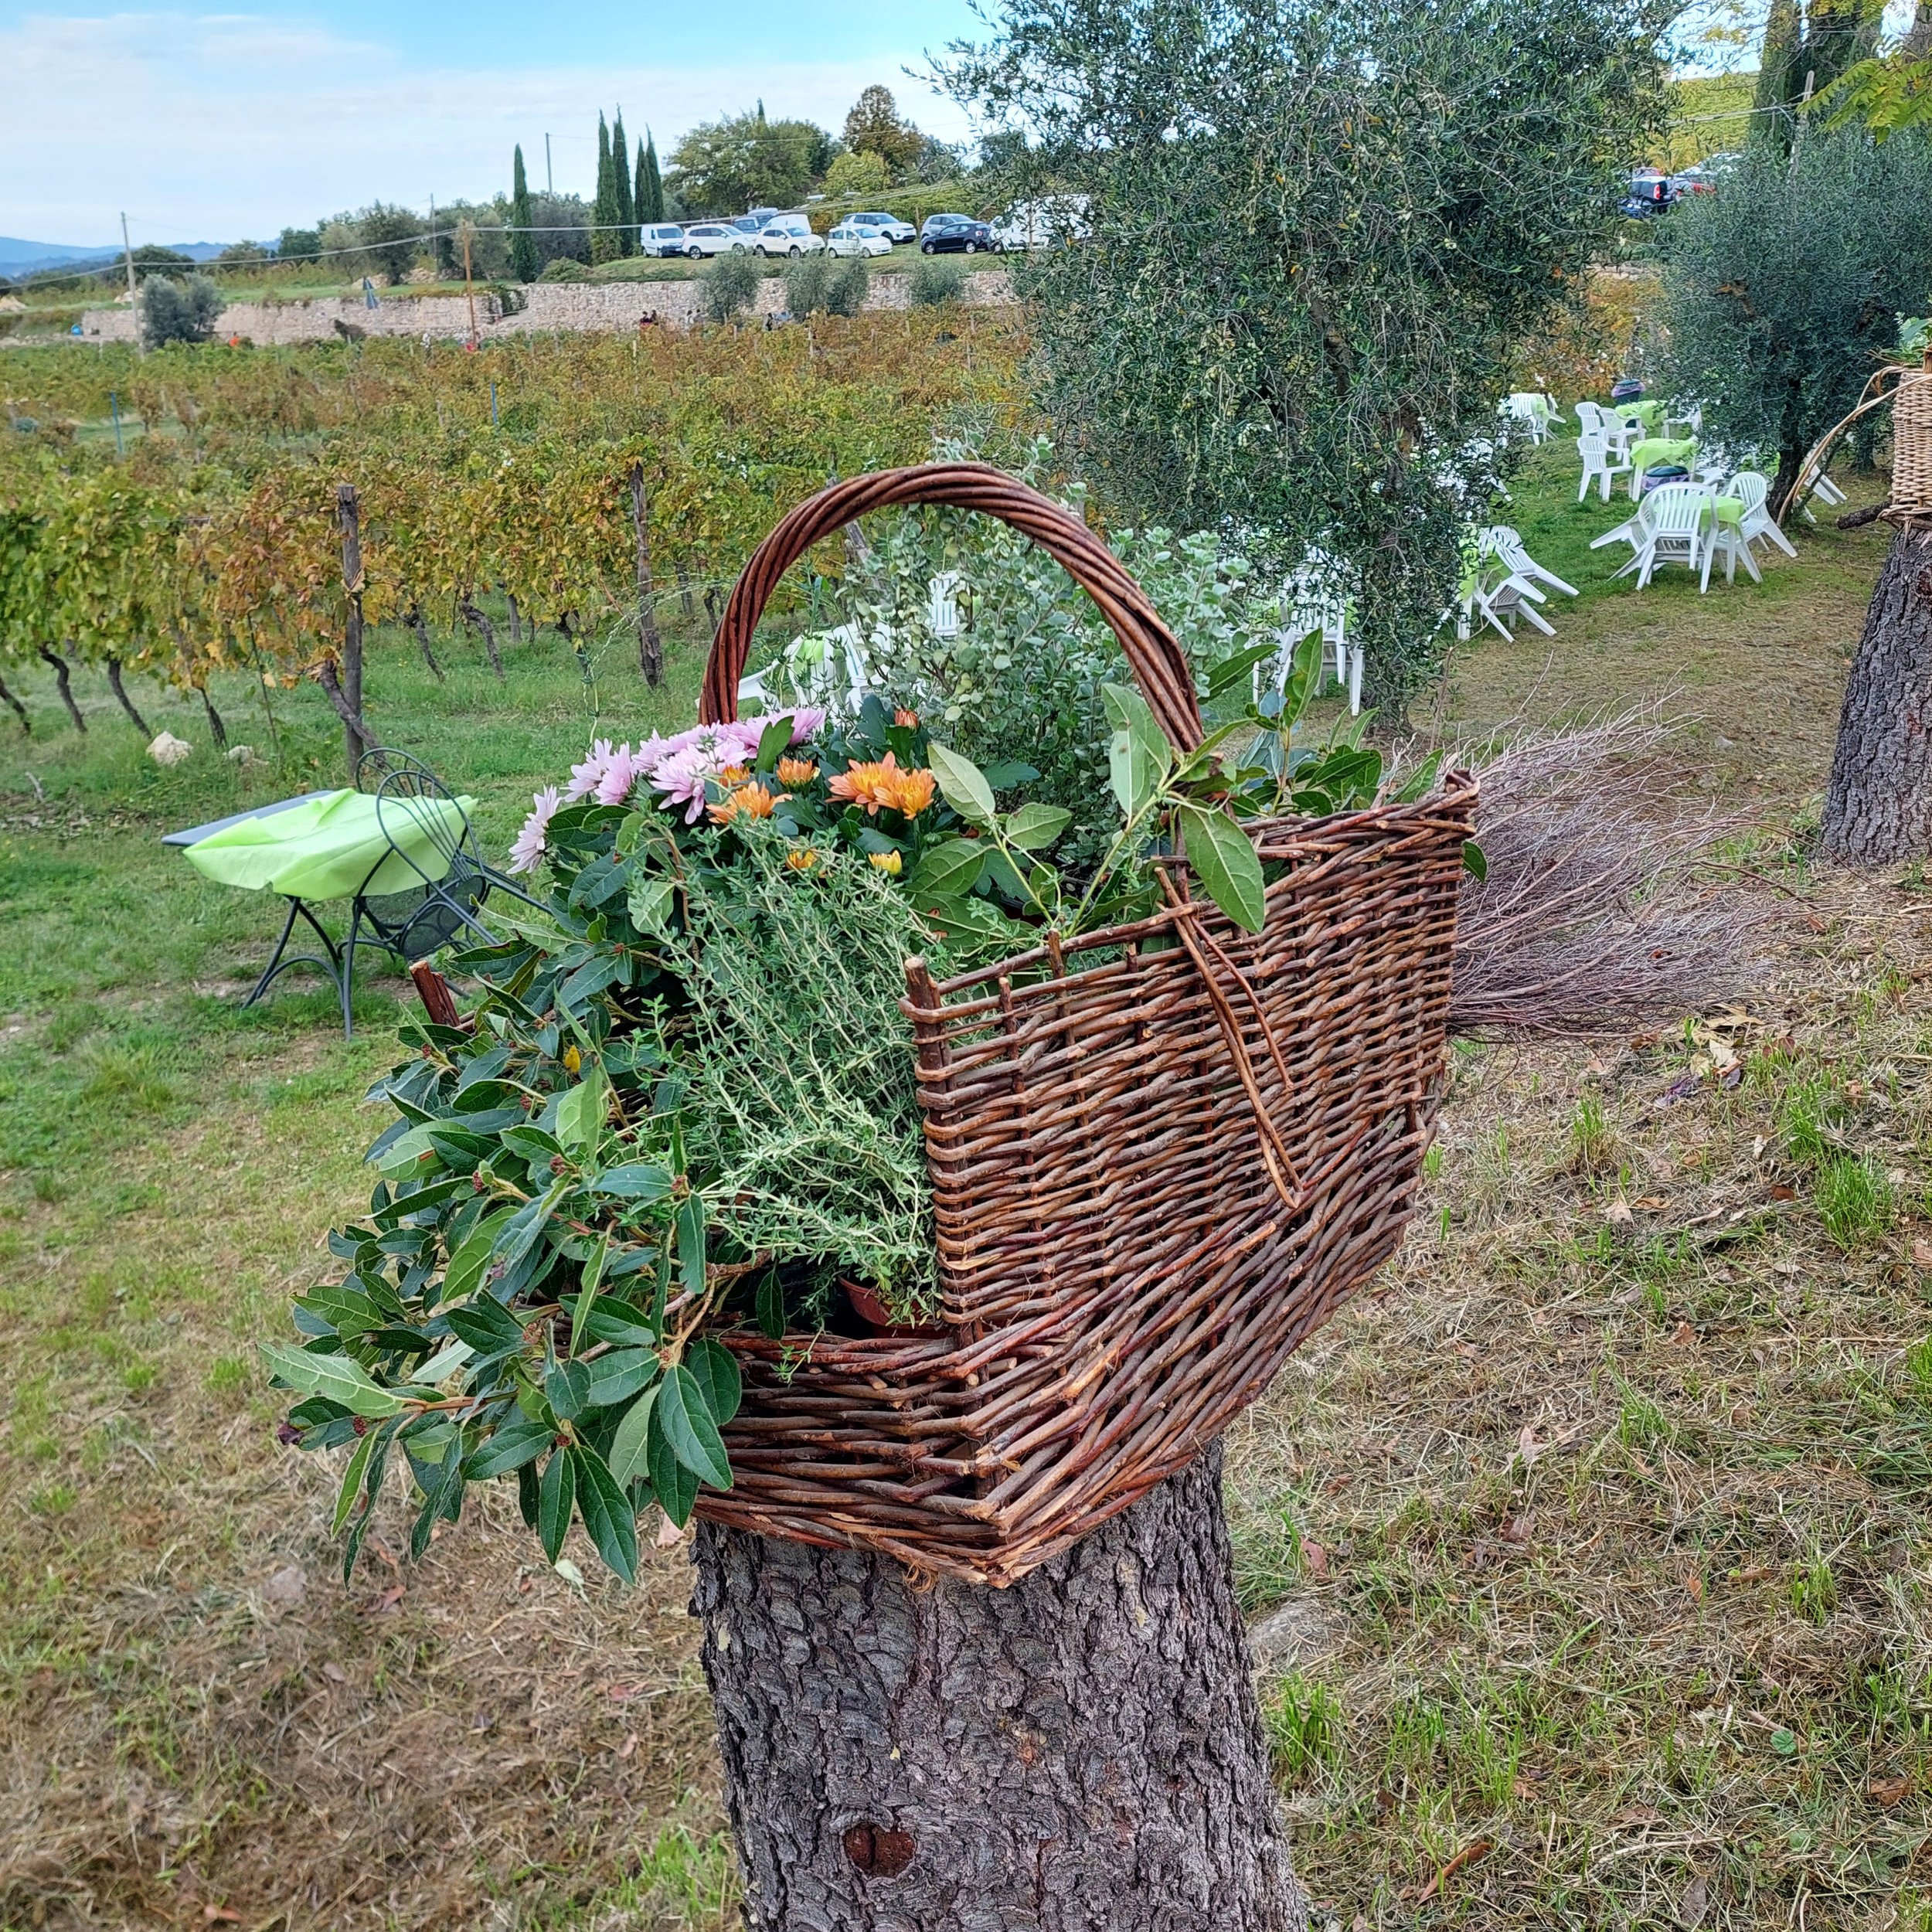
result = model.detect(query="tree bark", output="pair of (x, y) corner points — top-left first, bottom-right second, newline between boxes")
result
(198, 682), (228, 750)
(630, 462), (665, 686)
(502, 587), (523, 645)
(460, 599), (505, 679)
(0, 673), (29, 734)
(691, 1444), (1305, 1932)
(404, 604), (444, 682)
(1821, 522), (1932, 862)
(337, 484), (366, 775)
(104, 656), (151, 736)
(38, 647), (84, 733)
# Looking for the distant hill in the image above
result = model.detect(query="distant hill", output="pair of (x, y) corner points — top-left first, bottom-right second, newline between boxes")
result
(1664, 71), (1757, 171)
(0, 237), (233, 280)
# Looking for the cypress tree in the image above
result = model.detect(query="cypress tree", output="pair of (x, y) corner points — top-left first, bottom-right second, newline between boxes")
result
(612, 109), (636, 253)
(510, 145), (539, 283)
(638, 132), (665, 225)
(591, 112), (618, 264)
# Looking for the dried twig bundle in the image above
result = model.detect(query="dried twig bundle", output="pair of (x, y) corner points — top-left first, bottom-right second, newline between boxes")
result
(1449, 710), (1769, 1036)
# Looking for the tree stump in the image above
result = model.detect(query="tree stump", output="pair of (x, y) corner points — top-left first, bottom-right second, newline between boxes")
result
(691, 1443), (1305, 1932)
(1821, 522), (1932, 864)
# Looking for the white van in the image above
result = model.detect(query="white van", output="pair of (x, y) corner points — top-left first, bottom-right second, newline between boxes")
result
(639, 223), (685, 258)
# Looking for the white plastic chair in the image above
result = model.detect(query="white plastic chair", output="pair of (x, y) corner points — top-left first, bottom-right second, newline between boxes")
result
(1577, 427), (1632, 502)
(1258, 572), (1362, 714)
(739, 622), (877, 715)
(1730, 471), (1798, 560)
(1627, 484), (1710, 588)
(1479, 525), (1578, 598)
(927, 573), (962, 639)
(1699, 502), (1762, 592)
(1663, 402), (1703, 440)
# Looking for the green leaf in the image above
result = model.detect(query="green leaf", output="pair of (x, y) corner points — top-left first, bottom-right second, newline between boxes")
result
(492, 1177), (568, 1281)
(1005, 802), (1073, 852)
(1393, 749), (1444, 804)
(1462, 838), (1488, 882)
(537, 1447), (575, 1563)
(906, 837), (985, 898)
(685, 1336), (743, 1427)
(594, 1162), (673, 1202)
(647, 1396), (701, 1526)
(627, 876), (675, 936)
(463, 1415), (555, 1480)
(444, 1209), (512, 1301)
(658, 1362), (733, 1489)
(981, 759), (1040, 789)
(1277, 628), (1324, 730)
(444, 1301), (525, 1355)
(546, 1359), (593, 1421)
(571, 1445), (639, 1581)
(926, 742), (997, 827)
(586, 1346), (658, 1407)
(570, 1233), (609, 1359)
(332, 1430), (376, 1534)
(755, 1270), (786, 1341)
(1102, 683), (1172, 820)
(1206, 640), (1279, 699)
(260, 1342), (407, 1418)
(556, 1068), (607, 1158)
(1178, 803), (1267, 934)
(753, 716), (794, 772)
(607, 1383), (660, 1488)
(675, 1194), (706, 1299)
(298, 1283), (386, 1338)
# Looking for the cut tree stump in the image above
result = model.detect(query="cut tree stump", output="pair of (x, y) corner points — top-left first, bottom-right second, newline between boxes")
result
(1821, 521), (1932, 864)
(691, 1442), (1306, 1932)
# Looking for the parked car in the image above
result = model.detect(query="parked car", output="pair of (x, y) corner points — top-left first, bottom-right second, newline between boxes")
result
(990, 195), (1090, 252)
(732, 209), (780, 236)
(638, 223), (685, 257)
(1620, 172), (1675, 219)
(920, 213), (993, 254)
(847, 210), (915, 244)
(757, 216), (827, 257)
(1668, 166), (1716, 197)
(682, 223), (752, 257)
(826, 222), (892, 259)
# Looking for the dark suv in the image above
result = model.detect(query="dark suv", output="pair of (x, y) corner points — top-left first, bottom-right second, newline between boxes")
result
(920, 213), (993, 255)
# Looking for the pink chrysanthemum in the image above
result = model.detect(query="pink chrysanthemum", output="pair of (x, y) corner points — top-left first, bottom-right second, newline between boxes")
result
(594, 743), (644, 807)
(648, 743), (719, 824)
(565, 739), (617, 802)
(508, 786), (562, 875)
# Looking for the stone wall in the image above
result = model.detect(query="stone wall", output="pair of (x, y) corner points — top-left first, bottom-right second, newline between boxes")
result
(77, 270), (1015, 347)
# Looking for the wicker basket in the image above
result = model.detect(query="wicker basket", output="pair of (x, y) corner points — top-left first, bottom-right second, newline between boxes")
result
(693, 464), (1475, 1583)
(1896, 365), (1932, 517)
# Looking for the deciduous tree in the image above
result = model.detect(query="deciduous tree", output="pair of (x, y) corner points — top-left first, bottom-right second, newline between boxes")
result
(667, 108), (833, 214)
(842, 83), (925, 179)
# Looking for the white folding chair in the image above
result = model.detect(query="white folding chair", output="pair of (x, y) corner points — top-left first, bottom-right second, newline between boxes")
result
(741, 622), (878, 715)
(1730, 471), (1798, 560)
(1577, 427), (1632, 503)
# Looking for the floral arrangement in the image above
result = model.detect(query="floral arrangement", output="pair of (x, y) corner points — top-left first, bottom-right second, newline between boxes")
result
(267, 637), (1462, 1582)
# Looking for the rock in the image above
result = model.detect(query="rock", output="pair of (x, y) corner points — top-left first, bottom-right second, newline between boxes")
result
(263, 1563), (308, 1607)
(226, 743), (255, 763)
(1246, 1594), (1341, 1675)
(147, 731), (193, 767)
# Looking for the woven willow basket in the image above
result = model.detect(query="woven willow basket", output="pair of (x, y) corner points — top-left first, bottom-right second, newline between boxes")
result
(1896, 366), (1932, 517)
(692, 465), (1475, 1584)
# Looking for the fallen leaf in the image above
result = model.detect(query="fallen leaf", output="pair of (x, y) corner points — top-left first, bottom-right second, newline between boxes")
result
(1869, 1774), (1911, 1808)
(1631, 1032), (1662, 1050)
(1615, 1804), (1663, 1826)
(364, 1585), (405, 1614)
(1501, 1515), (1531, 1544)
(1672, 1321), (1697, 1345)
(1304, 1540), (1330, 1577)
(1913, 1237), (1932, 1268)
(202, 1910), (243, 1925)
(321, 1661), (348, 1684)
(1409, 1838), (1492, 1903)
(1719, 1063), (1743, 1089)
(1679, 1872), (1709, 1930)
(1634, 1195), (1671, 1210)
(1512, 1775), (1540, 1801)
(1655, 1070), (1703, 1110)
(605, 1682), (645, 1702)
(1751, 1134), (1767, 1158)
(1770, 1184), (1798, 1202)
(1804, 912), (1828, 934)
(1605, 1199), (1634, 1225)
(617, 1733), (639, 1760)
(1518, 1424), (1546, 1468)
(1686, 1572), (1704, 1603)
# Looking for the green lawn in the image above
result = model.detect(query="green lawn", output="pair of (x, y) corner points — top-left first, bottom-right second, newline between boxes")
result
(0, 451), (1924, 1930)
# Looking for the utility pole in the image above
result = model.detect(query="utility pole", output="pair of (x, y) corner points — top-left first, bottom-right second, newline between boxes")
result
(545, 133), (553, 193)
(461, 219), (479, 347)
(121, 212), (144, 358)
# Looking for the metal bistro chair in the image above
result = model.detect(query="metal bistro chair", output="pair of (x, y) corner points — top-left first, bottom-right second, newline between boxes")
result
(337, 749), (533, 1038)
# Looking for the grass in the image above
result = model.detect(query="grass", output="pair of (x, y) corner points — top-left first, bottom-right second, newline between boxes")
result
(0, 432), (1923, 1928)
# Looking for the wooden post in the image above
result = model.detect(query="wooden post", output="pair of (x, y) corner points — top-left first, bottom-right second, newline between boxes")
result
(629, 461), (665, 685)
(461, 221), (479, 348)
(337, 483), (367, 774)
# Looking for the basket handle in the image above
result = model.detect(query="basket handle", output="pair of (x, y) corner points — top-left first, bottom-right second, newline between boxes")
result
(697, 463), (1206, 751)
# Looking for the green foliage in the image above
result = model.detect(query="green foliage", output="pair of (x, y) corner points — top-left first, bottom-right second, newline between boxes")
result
(938, 0), (1668, 710)
(1756, 0), (1887, 152)
(638, 131), (665, 226)
(509, 147), (539, 285)
(700, 249), (761, 322)
(138, 274), (225, 350)
(1658, 131), (1932, 504)
(909, 254), (966, 306)
(842, 85), (926, 180)
(591, 114), (620, 267)
(611, 109), (637, 254)
(355, 203), (425, 284)
(825, 149), (892, 199)
(782, 253), (831, 316)
(668, 107), (835, 216)
(1265, 1672), (1345, 1781)
(825, 256), (869, 318)
(1815, 1151), (1894, 1249)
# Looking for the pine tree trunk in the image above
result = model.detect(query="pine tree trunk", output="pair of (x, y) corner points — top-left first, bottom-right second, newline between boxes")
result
(1821, 522), (1932, 863)
(691, 1444), (1305, 1932)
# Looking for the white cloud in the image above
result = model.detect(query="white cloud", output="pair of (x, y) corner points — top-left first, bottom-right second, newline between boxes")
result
(0, 11), (978, 243)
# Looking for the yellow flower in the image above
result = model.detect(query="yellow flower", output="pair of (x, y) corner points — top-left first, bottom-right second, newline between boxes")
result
(719, 764), (751, 787)
(563, 1043), (582, 1073)
(709, 781), (777, 826)
(868, 849), (903, 876)
(784, 845), (820, 872)
(777, 756), (818, 787)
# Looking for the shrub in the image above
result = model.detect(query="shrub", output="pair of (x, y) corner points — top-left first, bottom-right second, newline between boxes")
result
(910, 255), (966, 306)
(139, 274), (225, 349)
(825, 256), (870, 317)
(701, 248), (761, 322)
(782, 253), (831, 316)
(538, 257), (589, 283)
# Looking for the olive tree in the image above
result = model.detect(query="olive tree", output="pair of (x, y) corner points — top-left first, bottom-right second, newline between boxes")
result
(139, 273), (225, 349)
(937, 0), (1668, 709)
(1658, 129), (1932, 513)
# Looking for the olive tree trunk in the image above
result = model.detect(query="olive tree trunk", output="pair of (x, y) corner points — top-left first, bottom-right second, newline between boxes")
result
(690, 1444), (1304, 1932)
(1821, 522), (1932, 864)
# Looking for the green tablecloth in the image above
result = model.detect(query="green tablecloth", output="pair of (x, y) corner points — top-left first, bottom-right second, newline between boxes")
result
(1612, 400), (1665, 431)
(183, 789), (473, 899)
(1628, 435), (1697, 474)
(1700, 495), (1745, 531)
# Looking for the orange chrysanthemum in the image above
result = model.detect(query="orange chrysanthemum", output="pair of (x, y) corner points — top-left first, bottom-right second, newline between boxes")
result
(719, 764), (751, 787)
(709, 781), (777, 826)
(868, 849), (903, 876)
(776, 757), (818, 787)
(784, 845), (821, 872)
(828, 752), (905, 816)
(894, 707), (920, 729)
(885, 767), (936, 818)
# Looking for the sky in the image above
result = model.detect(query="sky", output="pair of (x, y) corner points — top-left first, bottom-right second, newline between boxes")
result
(0, 2), (987, 247)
